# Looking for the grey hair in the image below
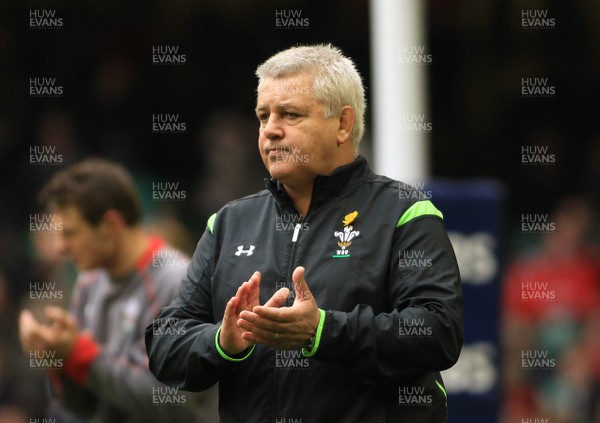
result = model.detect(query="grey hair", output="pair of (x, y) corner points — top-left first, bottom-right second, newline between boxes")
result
(256, 44), (366, 148)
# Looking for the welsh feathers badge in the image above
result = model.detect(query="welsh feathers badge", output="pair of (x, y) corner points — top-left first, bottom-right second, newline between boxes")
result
(332, 211), (359, 258)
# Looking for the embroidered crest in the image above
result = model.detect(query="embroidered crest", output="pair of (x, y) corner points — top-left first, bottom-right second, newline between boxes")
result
(333, 211), (359, 258)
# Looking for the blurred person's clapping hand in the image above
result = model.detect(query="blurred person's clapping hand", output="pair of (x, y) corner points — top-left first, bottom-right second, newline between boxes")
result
(19, 306), (83, 360)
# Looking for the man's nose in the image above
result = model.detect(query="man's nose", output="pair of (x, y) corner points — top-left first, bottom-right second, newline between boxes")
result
(263, 114), (283, 140)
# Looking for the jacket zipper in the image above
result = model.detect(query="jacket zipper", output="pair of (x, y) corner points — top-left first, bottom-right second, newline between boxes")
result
(292, 222), (301, 243)
(285, 222), (302, 306)
(274, 221), (302, 420)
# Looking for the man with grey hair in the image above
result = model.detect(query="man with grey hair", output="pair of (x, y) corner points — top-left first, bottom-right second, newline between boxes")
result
(147, 44), (463, 422)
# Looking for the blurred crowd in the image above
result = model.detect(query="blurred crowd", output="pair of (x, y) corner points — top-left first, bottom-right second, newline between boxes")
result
(501, 197), (600, 422)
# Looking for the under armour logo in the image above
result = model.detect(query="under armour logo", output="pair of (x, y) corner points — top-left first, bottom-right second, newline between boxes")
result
(235, 245), (255, 256)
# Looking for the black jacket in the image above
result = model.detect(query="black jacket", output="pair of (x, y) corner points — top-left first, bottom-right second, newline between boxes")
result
(146, 156), (463, 422)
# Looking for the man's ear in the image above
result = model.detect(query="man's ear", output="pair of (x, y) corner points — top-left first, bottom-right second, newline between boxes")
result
(336, 105), (355, 147)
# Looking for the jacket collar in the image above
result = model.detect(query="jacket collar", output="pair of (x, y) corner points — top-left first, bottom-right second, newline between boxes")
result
(265, 155), (371, 212)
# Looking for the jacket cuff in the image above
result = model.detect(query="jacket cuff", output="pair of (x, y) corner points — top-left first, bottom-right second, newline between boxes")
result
(63, 335), (101, 385)
(302, 309), (326, 357)
(215, 326), (255, 362)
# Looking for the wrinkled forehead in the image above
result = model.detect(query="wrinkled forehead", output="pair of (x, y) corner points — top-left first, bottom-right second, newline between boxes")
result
(257, 70), (315, 94)
(255, 75), (322, 112)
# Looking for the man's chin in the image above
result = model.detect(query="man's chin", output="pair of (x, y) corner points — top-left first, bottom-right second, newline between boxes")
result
(267, 162), (296, 181)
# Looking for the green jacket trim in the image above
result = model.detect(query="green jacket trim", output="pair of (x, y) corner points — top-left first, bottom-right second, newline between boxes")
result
(207, 213), (217, 234)
(435, 380), (447, 400)
(215, 326), (255, 362)
(396, 200), (443, 228)
(301, 309), (326, 358)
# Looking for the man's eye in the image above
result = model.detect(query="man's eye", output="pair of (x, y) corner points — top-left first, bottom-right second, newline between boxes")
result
(257, 114), (269, 123)
(285, 112), (300, 119)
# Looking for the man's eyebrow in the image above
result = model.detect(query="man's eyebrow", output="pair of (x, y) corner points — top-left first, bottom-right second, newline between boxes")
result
(255, 103), (304, 114)
(278, 103), (298, 110)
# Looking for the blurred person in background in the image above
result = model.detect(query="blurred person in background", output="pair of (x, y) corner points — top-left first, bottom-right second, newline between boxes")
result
(18, 158), (218, 423)
(147, 44), (463, 422)
(501, 197), (600, 422)
(192, 110), (267, 236)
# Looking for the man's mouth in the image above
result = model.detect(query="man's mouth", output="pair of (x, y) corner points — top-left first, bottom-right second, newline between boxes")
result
(267, 147), (286, 157)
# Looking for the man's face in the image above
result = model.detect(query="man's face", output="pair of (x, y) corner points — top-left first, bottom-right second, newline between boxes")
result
(256, 73), (341, 187)
(54, 206), (114, 271)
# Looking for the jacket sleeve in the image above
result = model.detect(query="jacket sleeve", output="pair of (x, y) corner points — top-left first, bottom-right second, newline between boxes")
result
(313, 215), (464, 377)
(146, 225), (251, 392)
